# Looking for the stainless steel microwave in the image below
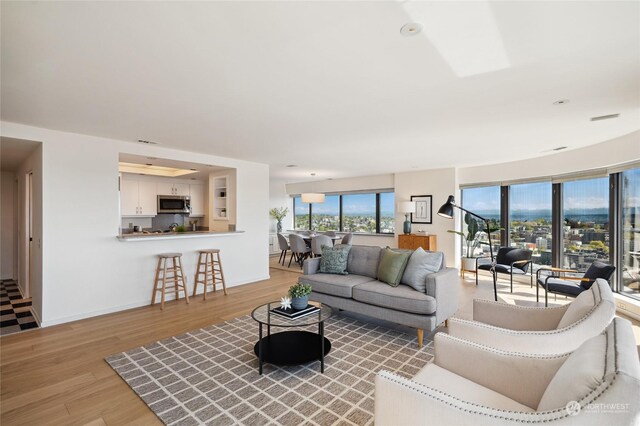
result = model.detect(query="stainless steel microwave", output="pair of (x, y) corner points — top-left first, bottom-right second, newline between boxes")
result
(157, 195), (191, 214)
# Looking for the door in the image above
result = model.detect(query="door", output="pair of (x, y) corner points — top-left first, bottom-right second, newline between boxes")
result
(137, 181), (157, 216)
(120, 179), (139, 216)
(189, 183), (205, 216)
(26, 171), (33, 297)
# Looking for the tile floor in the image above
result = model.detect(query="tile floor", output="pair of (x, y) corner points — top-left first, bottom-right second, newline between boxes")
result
(0, 279), (38, 336)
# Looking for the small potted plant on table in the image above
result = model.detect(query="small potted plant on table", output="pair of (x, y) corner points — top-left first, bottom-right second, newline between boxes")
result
(288, 283), (312, 310)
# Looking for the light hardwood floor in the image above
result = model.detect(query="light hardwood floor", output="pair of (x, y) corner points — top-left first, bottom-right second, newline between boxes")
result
(0, 268), (297, 426)
(1, 259), (638, 425)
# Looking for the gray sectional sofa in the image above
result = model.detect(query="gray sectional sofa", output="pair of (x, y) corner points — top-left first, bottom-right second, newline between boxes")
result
(299, 245), (459, 346)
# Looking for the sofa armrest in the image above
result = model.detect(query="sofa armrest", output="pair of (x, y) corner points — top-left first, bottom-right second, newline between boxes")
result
(473, 299), (567, 330)
(425, 267), (459, 325)
(434, 333), (568, 410)
(303, 257), (320, 275)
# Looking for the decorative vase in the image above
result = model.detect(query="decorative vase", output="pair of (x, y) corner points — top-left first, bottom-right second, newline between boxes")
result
(277, 221), (282, 233)
(291, 296), (308, 310)
(403, 214), (412, 234)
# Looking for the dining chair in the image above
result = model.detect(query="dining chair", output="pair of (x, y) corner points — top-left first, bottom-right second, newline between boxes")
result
(311, 235), (332, 257)
(288, 234), (311, 268)
(321, 231), (337, 237)
(277, 233), (290, 265)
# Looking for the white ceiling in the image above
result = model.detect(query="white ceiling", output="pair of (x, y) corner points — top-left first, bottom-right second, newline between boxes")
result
(1, 1), (638, 183)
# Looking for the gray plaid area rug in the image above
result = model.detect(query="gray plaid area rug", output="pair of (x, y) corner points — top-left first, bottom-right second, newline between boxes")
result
(106, 314), (435, 426)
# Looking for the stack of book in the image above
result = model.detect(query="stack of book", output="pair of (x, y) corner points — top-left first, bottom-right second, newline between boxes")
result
(270, 304), (320, 320)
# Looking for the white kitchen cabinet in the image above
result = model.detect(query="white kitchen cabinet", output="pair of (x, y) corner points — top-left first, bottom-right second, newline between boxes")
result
(157, 182), (189, 196)
(189, 183), (205, 217)
(121, 178), (157, 217)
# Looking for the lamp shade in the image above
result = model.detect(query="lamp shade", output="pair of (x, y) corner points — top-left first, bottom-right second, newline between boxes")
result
(398, 201), (416, 214)
(437, 195), (456, 219)
(301, 193), (325, 203)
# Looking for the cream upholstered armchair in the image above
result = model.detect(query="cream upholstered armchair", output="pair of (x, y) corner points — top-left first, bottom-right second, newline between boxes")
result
(446, 278), (615, 354)
(375, 318), (640, 425)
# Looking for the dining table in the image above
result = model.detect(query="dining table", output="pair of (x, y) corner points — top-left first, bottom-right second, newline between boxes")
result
(285, 233), (342, 246)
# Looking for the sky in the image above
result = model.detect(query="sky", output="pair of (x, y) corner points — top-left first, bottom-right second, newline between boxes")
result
(295, 193), (395, 215)
(463, 178), (612, 212)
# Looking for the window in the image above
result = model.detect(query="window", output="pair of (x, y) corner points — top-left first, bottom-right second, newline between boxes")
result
(562, 177), (609, 272)
(293, 196), (309, 230)
(311, 195), (339, 231)
(461, 186), (501, 257)
(379, 192), (395, 234)
(509, 182), (553, 269)
(621, 168), (640, 300)
(293, 191), (394, 234)
(342, 194), (376, 233)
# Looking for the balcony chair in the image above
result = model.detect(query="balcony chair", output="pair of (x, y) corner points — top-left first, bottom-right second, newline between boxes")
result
(376, 317), (640, 425)
(288, 233), (311, 269)
(536, 260), (615, 306)
(447, 278), (615, 354)
(475, 247), (533, 292)
(276, 233), (290, 266)
(341, 232), (353, 245)
(311, 234), (332, 257)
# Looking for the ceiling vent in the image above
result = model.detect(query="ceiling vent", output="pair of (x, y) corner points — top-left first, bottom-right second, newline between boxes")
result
(553, 146), (567, 151)
(137, 139), (158, 145)
(590, 113), (620, 122)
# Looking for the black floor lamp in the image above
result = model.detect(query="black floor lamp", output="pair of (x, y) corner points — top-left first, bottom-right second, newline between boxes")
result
(437, 195), (498, 301)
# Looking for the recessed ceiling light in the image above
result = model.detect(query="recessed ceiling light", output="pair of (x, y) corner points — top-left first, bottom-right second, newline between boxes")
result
(400, 22), (423, 36)
(591, 113), (620, 122)
(137, 139), (158, 145)
(145, 163), (153, 166)
(285, 164), (298, 168)
(190, 168), (197, 171)
(553, 99), (570, 105)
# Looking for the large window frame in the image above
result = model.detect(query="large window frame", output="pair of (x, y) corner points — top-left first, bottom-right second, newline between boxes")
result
(461, 166), (638, 301)
(292, 191), (395, 234)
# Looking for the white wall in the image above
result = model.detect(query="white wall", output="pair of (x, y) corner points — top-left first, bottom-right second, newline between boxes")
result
(458, 130), (640, 185)
(394, 168), (459, 265)
(0, 171), (17, 280)
(0, 121), (269, 327)
(269, 180), (293, 233)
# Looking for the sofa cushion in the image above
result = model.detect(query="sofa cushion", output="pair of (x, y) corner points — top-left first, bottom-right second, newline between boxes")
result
(353, 281), (436, 314)
(413, 363), (534, 412)
(537, 333), (606, 411)
(556, 281), (601, 329)
(401, 248), (444, 292)
(347, 245), (382, 279)
(377, 248), (411, 287)
(319, 244), (351, 275)
(300, 273), (376, 298)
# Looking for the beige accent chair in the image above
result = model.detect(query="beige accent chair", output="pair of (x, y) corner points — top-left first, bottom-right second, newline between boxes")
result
(376, 318), (640, 425)
(447, 278), (615, 354)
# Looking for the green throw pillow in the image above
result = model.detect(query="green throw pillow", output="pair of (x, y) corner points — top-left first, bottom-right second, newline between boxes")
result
(319, 244), (351, 275)
(377, 247), (411, 287)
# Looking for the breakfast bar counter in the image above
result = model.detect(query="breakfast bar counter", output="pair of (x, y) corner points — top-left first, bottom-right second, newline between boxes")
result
(117, 230), (245, 242)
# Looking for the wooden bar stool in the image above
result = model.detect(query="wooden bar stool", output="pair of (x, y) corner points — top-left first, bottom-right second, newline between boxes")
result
(151, 253), (190, 310)
(193, 249), (227, 299)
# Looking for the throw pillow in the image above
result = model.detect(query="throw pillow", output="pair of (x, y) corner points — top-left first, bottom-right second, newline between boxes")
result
(556, 285), (598, 329)
(377, 247), (411, 287)
(319, 244), (351, 275)
(401, 247), (444, 292)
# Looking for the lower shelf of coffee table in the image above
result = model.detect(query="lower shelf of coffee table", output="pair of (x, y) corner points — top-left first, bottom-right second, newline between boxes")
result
(253, 330), (331, 366)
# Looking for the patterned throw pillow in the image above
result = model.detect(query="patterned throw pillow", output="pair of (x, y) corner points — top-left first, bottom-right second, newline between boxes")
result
(319, 244), (351, 275)
(377, 247), (411, 287)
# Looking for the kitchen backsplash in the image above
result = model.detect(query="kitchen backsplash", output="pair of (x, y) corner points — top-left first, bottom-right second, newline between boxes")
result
(120, 214), (203, 232)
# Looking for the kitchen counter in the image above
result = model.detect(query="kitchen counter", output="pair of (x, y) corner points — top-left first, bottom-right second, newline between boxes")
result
(117, 230), (245, 242)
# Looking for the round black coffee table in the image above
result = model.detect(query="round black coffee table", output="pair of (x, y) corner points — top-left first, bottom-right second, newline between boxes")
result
(251, 301), (334, 374)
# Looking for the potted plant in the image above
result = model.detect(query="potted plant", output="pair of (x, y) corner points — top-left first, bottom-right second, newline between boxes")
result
(288, 283), (312, 310)
(269, 207), (289, 233)
(448, 213), (481, 274)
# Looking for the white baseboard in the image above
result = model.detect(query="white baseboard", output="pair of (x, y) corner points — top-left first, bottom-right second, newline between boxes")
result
(40, 274), (271, 328)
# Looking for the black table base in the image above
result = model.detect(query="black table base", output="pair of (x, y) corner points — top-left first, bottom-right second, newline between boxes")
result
(254, 330), (331, 373)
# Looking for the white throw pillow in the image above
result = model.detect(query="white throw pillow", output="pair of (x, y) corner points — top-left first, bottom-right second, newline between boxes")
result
(401, 247), (443, 292)
(537, 334), (605, 411)
(556, 286), (597, 329)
